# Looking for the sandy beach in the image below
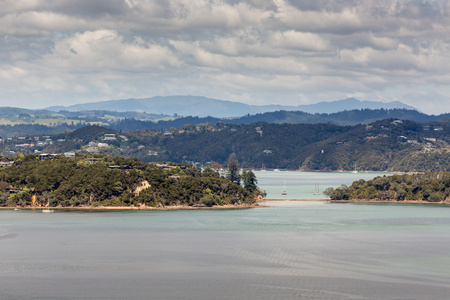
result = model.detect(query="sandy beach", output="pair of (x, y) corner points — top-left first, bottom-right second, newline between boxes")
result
(261, 198), (328, 202)
(0, 203), (261, 211)
(4, 198), (449, 211)
(329, 199), (450, 204)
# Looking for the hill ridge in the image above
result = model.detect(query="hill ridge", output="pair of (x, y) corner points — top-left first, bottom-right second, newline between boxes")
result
(46, 96), (417, 118)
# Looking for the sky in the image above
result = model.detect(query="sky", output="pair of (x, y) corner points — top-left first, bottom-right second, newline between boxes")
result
(1, 0), (449, 114)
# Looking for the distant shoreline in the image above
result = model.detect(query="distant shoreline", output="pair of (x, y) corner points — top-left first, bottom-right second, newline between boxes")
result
(260, 199), (328, 202)
(0, 203), (261, 211)
(261, 198), (450, 204)
(253, 169), (412, 174)
(329, 199), (450, 204)
(4, 198), (448, 211)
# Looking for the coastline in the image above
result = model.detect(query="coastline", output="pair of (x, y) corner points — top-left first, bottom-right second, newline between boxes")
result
(4, 198), (449, 210)
(260, 198), (328, 202)
(0, 202), (261, 211)
(329, 199), (450, 204)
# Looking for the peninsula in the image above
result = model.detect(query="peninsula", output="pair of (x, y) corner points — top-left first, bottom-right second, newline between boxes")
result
(324, 172), (450, 204)
(0, 153), (263, 209)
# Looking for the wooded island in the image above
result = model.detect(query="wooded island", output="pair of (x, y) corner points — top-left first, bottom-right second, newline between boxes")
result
(0, 153), (263, 209)
(324, 172), (450, 203)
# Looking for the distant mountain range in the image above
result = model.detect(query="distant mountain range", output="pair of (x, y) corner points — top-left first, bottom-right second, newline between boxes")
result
(109, 108), (450, 131)
(46, 96), (417, 118)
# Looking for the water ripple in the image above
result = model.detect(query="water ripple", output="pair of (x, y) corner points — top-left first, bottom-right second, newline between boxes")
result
(0, 233), (17, 240)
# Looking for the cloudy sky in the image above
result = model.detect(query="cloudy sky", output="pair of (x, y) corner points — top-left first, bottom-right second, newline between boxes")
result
(1, 0), (449, 114)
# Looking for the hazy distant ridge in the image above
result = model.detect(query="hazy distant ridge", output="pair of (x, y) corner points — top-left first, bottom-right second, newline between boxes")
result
(47, 96), (417, 117)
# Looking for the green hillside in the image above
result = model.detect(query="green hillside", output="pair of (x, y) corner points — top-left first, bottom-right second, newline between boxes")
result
(325, 172), (450, 203)
(0, 154), (260, 208)
(2, 118), (450, 173)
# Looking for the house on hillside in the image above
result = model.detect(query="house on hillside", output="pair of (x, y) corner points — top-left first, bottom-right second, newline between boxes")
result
(103, 134), (117, 141)
(0, 161), (14, 167)
(40, 153), (58, 160)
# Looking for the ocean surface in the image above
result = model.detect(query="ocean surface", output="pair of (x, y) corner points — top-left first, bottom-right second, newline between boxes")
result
(254, 170), (393, 199)
(1, 172), (450, 299)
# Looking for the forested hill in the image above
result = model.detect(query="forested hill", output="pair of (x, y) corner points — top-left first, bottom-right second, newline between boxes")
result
(109, 108), (450, 131)
(121, 119), (450, 172)
(0, 107), (448, 137)
(325, 172), (450, 203)
(11, 118), (450, 173)
(0, 154), (260, 208)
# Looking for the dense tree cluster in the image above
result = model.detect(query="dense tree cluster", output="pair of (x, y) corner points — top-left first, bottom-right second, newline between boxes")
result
(324, 172), (450, 202)
(0, 154), (263, 208)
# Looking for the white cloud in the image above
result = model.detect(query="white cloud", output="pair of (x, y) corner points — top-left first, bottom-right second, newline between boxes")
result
(0, 0), (450, 112)
(40, 30), (181, 72)
(268, 30), (330, 52)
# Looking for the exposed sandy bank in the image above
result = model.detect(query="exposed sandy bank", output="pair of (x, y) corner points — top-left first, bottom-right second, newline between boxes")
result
(261, 198), (328, 202)
(1, 203), (260, 211)
(329, 199), (450, 204)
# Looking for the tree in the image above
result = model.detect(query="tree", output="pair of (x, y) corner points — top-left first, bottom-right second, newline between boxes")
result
(241, 170), (257, 193)
(226, 153), (240, 184)
(323, 187), (335, 198)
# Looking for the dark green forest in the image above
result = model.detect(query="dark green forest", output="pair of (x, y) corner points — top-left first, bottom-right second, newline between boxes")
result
(0, 154), (262, 208)
(324, 172), (450, 203)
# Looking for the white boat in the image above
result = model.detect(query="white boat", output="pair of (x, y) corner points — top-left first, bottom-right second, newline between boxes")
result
(281, 181), (287, 195)
(313, 183), (321, 195)
(42, 198), (54, 213)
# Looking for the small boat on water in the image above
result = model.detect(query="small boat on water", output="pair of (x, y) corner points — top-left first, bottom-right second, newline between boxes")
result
(313, 183), (321, 195)
(42, 199), (54, 213)
(281, 181), (287, 195)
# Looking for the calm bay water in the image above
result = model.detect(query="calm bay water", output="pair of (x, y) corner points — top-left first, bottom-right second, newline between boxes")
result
(254, 170), (393, 199)
(1, 172), (450, 299)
